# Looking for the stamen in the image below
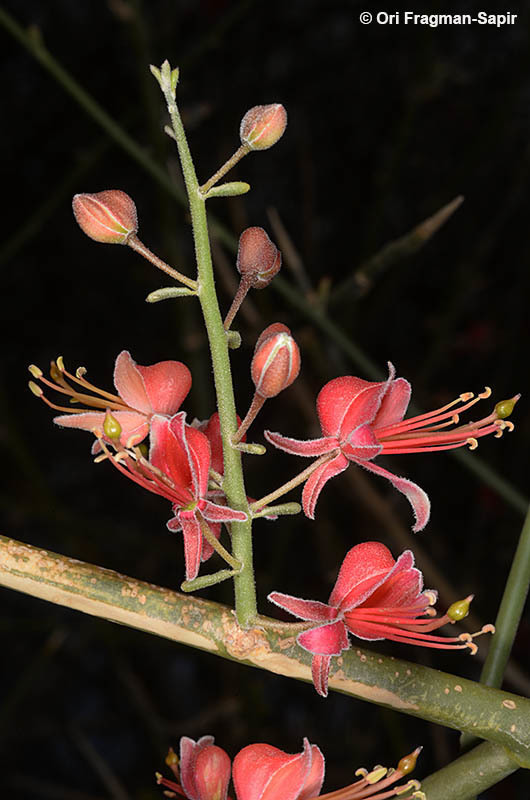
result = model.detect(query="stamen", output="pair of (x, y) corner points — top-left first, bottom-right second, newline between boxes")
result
(478, 386), (492, 399)
(28, 364), (43, 378)
(467, 437), (478, 450)
(28, 380), (43, 397)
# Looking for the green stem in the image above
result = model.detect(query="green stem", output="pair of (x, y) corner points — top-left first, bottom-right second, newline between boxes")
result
(1, 534), (530, 767)
(480, 503), (530, 687)
(420, 742), (519, 800)
(250, 451), (339, 511)
(161, 69), (257, 627)
(127, 234), (197, 289)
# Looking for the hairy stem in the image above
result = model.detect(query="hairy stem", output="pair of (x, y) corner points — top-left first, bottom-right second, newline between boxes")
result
(161, 70), (257, 626)
(250, 451), (339, 511)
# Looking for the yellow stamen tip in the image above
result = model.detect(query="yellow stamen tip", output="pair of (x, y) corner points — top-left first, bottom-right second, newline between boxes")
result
(460, 392), (474, 401)
(365, 766), (387, 784)
(398, 747), (421, 776)
(495, 394), (520, 420)
(355, 768), (368, 778)
(76, 366), (87, 378)
(28, 380), (43, 397)
(479, 386), (492, 399)
(56, 355), (65, 371)
(424, 590), (438, 606)
(28, 364), (42, 378)
(397, 781), (421, 796)
(447, 595), (473, 621)
(165, 748), (179, 768)
(467, 437), (478, 450)
(103, 411), (122, 440)
(482, 623), (496, 635)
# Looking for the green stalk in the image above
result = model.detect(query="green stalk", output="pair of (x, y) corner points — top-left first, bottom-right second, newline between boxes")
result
(1, 534), (530, 768)
(158, 64), (256, 626)
(420, 742), (519, 800)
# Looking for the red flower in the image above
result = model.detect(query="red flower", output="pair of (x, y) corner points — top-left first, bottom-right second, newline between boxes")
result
(232, 738), (324, 800)
(98, 412), (246, 580)
(269, 541), (493, 697)
(157, 736), (231, 800)
(29, 350), (191, 450)
(265, 362), (518, 531)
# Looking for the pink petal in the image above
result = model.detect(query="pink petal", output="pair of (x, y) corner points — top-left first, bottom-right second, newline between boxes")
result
(54, 410), (149, 448)
(194, 745), (231, 800)
(267, 591), (337, 623)
(113, 350), (152, 414)
(150, 415), (192, 497)
(136, 360), (192, 416)
(180, 736), (215, 800)
(179, 514), (203, 581)
(264, 430), (339, 457)
(329, 542), (396, 609)
(373, 377), (411, 429)
(311, 655), (332, 698)
(351, 458), (431, 532)
(233, 739), (317, 800)
(317, 365), (395, 439)
(297, 619), (349, 656)
(364, 552), (424, 610)
(341, 422), (382, 461)
(299, 743), (325, 800)
(302, 452), (349, 519)
(202, 500), (248, 523)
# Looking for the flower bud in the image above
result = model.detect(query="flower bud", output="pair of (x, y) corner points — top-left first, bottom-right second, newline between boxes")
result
(237, 227), (281, 289)
(251, 323), (300, 398)
(72, 190), (138, 244)
(240, 104), (287, 151)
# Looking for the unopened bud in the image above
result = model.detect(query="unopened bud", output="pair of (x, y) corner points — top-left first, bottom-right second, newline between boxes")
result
(237, 227), (281, 289)
(251, 323), (301, 398)
(240, 104), (287, 151)
(72, 190), (138, 244)
(194, 745), (231, 800)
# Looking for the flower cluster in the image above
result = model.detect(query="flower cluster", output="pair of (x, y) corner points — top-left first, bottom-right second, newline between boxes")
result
(156, 735), (424, 800)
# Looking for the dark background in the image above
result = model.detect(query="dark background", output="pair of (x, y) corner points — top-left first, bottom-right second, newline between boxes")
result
(1, 1), (529, 798)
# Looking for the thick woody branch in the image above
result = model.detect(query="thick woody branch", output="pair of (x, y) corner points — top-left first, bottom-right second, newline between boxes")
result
(1, 534), (530, 768)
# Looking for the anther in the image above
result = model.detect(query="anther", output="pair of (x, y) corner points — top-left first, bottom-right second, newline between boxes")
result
(76, 366), (87, 378)
(354, 768), (369, 778)
(482, 624), (496, 634)
(397, 781), (421, 796)
(28, 364), (43, 378)
(424, 590), (438, 606)
(93, 453), (108, 464)
(28, 381), (43, 397)
(479, 386), (492, 399)
(467, 437), (478, 450)
(460, 392), (474, 402)
(56, 356), (65, 371)
(50, 362), (62, 382)
(365, 767), (387, 784)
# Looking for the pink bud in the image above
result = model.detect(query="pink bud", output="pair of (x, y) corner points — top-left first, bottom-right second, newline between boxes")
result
(240, 104), (287, 151)
(72, 190), (138, 244)
(232, 739), (324, 800)
(194, 745), (231, 800)
(251, 323), (300, 399)
(237, 227), (281, 289)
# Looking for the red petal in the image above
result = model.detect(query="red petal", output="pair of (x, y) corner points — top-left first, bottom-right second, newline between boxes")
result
(180, 514), (203, 580)
(233, 739), (317, 800)
(150, 414), (192, 492)
(180, 736), (215, 800)
(200, 522), (220, 562)
(194, 745), (231, 800)
(302, 453), (349, 519)
(352, 458), (431, 532)
(317, 365), (395, 438)
(264, 430), (339, 457)
(267, 591), (337, 623)
(297, 619), (349, 656)
(113, 350), (152, 414)
(365, 553), (424, 609)
(373, 376), (411, 429)
(168, 413), (211, 498)
(329, 542), (396, 609)
(202, 500), (247, 523)
(299, 742), (325, 799)
(311, 654), (332, 698)
(136, 359), (192, 416)
(341, 422), (381, 461)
